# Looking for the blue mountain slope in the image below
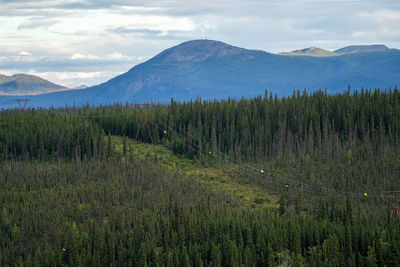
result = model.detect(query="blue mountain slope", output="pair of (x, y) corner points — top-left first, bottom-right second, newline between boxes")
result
(334, 44), (389, 54)
(1, 40), (399, 109)
(0, 74), (67, 95)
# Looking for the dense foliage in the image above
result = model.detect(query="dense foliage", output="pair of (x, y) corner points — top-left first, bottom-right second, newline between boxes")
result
(1, 88), (400, 266)
(1, 159), (399, 266)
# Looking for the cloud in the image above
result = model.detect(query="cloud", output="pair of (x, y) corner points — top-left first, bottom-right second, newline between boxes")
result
(45, 71), (105, 84)
(18, 19), (59, 29)
(18, 50), (32, 56)
(0, 68), (133, 88)
(25, 70), (112, 88)
(355, 10), (400, 39)
(105, 52), (130, 60)
(69, 52), (131, 61)
(0, 0), (399, 87)
(0, 1), (62, 9)
(107, 27), (191, 40)
(0, 54), (135, 74)
(71, 53), (100, 60)
(109, 27), (164, 36)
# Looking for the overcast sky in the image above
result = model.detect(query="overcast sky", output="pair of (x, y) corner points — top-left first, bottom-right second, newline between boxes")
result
(0, 0), (399, 88)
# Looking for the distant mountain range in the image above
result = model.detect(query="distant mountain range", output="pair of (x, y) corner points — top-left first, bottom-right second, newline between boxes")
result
(279, 44), (390, 57)
(279, 47), (336, 57)
(0, 40), (399, 109)
(0, 74), (68, 96)
(334, 44), (390, 55)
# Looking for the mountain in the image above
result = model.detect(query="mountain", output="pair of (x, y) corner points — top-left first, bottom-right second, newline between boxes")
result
(74, 84), (88, 89)
(0, 74), (15, 84)
(0, 40), (399, 108)
(0, 74), (68, 95)
(279, 47), (336, 57)
(334, 44), (389, 54)
(280, 44), (391, 57)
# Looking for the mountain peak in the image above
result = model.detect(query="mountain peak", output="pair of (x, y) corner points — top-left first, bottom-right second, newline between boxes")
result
(279, 47), (335, 57)
(0, 73), (67, 96)
(12, 73), (49, 82)
(334, 44), (389, 54)
(154, 39), (245, 63)
(279, 44), (392, 57)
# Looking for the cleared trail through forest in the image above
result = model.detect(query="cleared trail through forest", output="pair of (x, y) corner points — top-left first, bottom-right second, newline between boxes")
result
(108, 136), (278, 208)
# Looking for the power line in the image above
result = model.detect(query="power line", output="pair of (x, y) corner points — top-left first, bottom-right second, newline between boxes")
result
(151, 109), (382, 200)
(15, 99), (30, 112)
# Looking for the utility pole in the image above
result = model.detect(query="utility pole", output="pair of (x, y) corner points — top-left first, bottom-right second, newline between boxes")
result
(133, 104), (154, 150)
(15, 99), (30, 112)
(381, 191), (400, 220)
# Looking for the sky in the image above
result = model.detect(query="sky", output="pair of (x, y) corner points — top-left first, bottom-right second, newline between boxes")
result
(0, 0), (399, 88)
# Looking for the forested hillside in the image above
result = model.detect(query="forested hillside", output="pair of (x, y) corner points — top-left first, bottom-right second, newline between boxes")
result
(1, 88), (400, 266)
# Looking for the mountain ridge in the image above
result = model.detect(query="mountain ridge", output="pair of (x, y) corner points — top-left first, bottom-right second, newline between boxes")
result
(0, 73), (68, 95)
(0, 40), (399, 108)
(279, 44), (393, 57)
(279, 47), (336, 57)
(334, 44), (389, 54)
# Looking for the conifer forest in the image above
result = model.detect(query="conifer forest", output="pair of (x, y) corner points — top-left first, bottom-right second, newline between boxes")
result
(1, 88), (400, 266)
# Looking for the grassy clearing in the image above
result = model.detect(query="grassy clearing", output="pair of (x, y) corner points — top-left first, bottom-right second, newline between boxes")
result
(108, 136), (278, 208)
